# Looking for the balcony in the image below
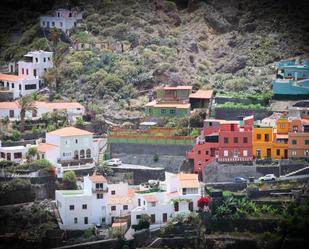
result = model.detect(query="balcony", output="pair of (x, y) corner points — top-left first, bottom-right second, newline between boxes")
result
(59, 158), (95, 171)
(92, 187), (108, 193)
(218, 157), (253, 163)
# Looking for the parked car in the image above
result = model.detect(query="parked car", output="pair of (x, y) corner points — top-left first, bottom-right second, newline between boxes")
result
(258, 174), (276, 182)
(106, 158), (122, 166)
(234, 176), (247, 183)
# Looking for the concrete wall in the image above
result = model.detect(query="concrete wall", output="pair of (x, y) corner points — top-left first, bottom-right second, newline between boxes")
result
(215, 108), (271, 121)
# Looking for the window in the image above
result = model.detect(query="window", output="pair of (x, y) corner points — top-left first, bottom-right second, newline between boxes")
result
(74, 217), (78, 224)
(60, 22), (63, 27)
(170, 109), (176, 114)
(111, 206), (116, 211)
(293, 126), (298, 132)
(9, 110), (14, 118)
(52, 21), (55, 26)
(97, 193), (103, 199)
(276, 149), (280, 156)
(292, 151), (297, 156)
(42, 21), (45, 26)
(224, 137), (228, 144)
(292, 140), (297, 145)
(205, 150), (209, 155)
(243, 137), (248, 143)
(138, 199), (141, 206)
(264, 134), (270, 142)
(123, 205), (128, 210)
(26, 69), (28, 75)
(111, 190), (116, 195)
(75, 139), (78, 144)
(143, 201), (146, 205)
(280, 123), (285, 129)
(305, 140), (309, 145)
(96, 183), (103, 189)
(233, 137), (238, 143)
(14, 152), (22, 159)
(11, 83), (14, 88)
(19, 84), (21, 90)
(224, 150), (228, 157)
(22, 68), (24, 74)
(25, 84), (37, 90)
(160, 109), (166, 114)
(82, 204), (87, 210)
(198, 150), (201, 155)
(136, 215), (141, 220)
(84, 217), (88, 224)
(256, 134), (261, 140)
(243, 150), (248, 157)
(305, 151), (309, 156)
(35, 58), (38, 63)
(69, 205), (74, 210)
(174, 202), (179, 211)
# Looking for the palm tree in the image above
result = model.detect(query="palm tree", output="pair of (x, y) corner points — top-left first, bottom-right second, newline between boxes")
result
(18, 95), (37, 132)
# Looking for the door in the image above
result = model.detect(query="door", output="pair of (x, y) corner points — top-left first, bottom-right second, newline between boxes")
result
(151, 214), (155, 224)
(188, 202), (193, 212)
(256, 149), (261, 159)
(267, 148), (271, 158)
(162, 213), (167, 223)
(284, 149), (288, 159)
(7, 153), (11, 161)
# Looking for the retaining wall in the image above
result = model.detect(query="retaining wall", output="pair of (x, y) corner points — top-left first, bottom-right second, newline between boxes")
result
(214, 108), (271, 120)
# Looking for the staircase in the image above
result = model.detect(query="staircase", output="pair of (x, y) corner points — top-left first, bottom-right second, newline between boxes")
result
(284, 166), (309, 177)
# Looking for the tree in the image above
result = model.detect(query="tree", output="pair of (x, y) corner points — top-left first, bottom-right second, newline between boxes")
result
(63, 171), (78, 190)
(96, 162), (113, 177)
(18, 95), (36, 132)
(26, 147), (38, 162)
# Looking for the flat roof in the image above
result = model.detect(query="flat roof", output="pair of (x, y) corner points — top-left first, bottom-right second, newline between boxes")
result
(145, 100), (190, 109)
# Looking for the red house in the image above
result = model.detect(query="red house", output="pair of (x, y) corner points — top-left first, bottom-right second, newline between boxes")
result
(187, 116), (254, 176)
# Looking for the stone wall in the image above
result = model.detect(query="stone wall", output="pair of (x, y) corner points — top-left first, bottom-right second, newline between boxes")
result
(202, 162), (281, 182)
(112, 167), (165, 185)
(109, 143), (192, 172)
(215, 96), (264, 105)
(214, 108), (271, 120)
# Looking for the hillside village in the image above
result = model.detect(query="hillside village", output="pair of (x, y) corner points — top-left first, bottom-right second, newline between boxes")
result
(0, 0), (309, 249)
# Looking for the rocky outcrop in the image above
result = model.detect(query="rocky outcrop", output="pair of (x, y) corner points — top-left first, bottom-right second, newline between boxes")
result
(204, 4), (233, 33)
(220, 56), (247, 73)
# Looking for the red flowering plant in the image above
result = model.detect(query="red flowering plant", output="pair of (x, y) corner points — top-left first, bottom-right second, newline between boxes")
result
(197, 196), (211, 210)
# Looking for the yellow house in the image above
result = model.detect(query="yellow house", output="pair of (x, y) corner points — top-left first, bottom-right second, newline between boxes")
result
(253, 127), (273, 159)
(272, 119), (289, 159)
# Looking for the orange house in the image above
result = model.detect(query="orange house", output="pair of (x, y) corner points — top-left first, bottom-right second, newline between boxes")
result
(253, 127), (273, 159)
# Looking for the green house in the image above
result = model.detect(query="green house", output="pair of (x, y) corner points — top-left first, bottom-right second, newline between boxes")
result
(145, 101), (190, 117)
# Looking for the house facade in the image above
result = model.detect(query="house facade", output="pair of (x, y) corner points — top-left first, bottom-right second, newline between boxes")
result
(187, 116), (254, 175)
(1, 50), (53, 99)
(56, 175), (108, 230)
(40, 9), (82, 33)
(0, 141), (33, 162)
(37, 127), (98, 176)
(56, 172), (201, 231)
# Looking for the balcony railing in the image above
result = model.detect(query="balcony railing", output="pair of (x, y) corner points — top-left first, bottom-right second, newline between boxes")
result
(92, 187), (108, 193)
(58, 158), (93, 167)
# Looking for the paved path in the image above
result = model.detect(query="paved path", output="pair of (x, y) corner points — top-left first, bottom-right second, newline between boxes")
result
(110, 163), (164, 170)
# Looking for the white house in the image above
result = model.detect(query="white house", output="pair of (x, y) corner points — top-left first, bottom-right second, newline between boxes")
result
(56, 174), (108, 230)
(36, 127), (98, 176)
(130, 172), (201, 225)
(40, 9), (82, 33)
(0, 141), (34, 162)
(1, 50), (53, 99)
(0, 101), (85, 122)
(0, 101), (20, 120)
(106, 182), (133, 224)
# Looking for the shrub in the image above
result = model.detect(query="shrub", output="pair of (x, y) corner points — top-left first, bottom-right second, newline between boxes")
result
(63, 171), (78, 190)
(132, 214), (150, 230)
(11, 130), (21, 141)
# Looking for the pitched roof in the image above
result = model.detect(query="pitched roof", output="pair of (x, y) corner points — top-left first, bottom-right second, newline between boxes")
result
(37, 143), (58, 153)
(0, 101), (19, 109)
(107, 196), (132, 205)
(0, 73), (24, 81)
(48, 127), (92, 137)
(128, 188), (137, 198)
(177, 173), (200, 188)
(33, 101), (84, 110)
(143, 195), (158, 203)
(89, 175), (107, 183)
(189, 90), (213, 99)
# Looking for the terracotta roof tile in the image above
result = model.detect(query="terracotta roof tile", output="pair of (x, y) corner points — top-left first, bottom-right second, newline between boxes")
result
(189, 90), (213, 99)
(33, 101), (84, 109)
(177, 173), (200, 188)
(0, 101), (19, 109)
(48, 127), (92, 137)
(89, 175), (107, 183)
(107, 196), (132, 205)
(143, 195), (158, 203)
(0, 73), (24, 81)
(37, 143), (58, 153)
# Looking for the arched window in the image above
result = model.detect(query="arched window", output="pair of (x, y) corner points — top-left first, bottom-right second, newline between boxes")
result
(86, 149), (91, 158)
(74, 150), (79, 160)
(80, 149), (85, 159)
